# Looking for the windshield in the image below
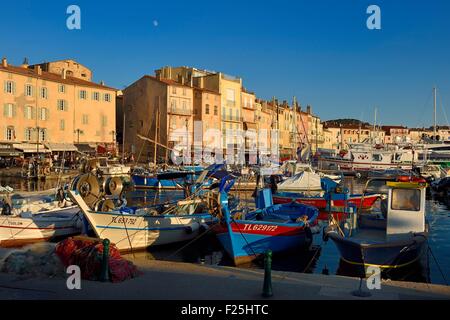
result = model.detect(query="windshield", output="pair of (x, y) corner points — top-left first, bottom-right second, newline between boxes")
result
(391, 188), (421, 211)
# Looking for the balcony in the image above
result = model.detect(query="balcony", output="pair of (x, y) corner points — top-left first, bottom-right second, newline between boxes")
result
(168, 107), (192, 116)
(223, 115), (243, 123)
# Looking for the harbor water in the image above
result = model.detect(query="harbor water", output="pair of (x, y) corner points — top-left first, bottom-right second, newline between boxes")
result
(1, 177), (449, 286)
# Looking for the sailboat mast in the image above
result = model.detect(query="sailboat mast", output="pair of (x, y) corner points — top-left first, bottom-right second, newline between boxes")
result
(434, 87), (437, 142)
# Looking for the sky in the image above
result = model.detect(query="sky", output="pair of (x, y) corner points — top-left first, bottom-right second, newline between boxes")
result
(1, 0), (450, 127)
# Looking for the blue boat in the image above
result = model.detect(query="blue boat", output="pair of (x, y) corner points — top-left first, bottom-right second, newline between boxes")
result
(131, 166), (205, 190)
(213, 176), (319, 265)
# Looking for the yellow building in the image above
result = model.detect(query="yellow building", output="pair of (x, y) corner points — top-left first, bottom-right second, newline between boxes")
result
(123, 75), (194, 163)
(0, 57), (117, 155)
(193, 87), (222, 153)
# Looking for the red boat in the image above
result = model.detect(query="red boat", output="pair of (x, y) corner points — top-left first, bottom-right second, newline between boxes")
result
(272, 192), (381, 210)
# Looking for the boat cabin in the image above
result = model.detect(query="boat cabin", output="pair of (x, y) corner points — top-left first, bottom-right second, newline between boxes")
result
(351, 180), (427, 242)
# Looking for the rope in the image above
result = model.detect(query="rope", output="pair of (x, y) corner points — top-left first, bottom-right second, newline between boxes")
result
(427, 240), (448, 285)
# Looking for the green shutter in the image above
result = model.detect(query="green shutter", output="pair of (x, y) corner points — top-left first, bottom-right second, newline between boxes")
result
(12, 104), (17, 117)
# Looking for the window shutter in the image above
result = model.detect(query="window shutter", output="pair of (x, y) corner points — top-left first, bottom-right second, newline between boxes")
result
(12, 82), (16, 94)
(32, 106), (36, 119)
(12, 105), (17, 117)
(3, 81), (6, 93)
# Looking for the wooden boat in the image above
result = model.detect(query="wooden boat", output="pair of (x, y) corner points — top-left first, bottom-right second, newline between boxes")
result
(213, 178), (319, 265)
(68, 170), (222, 252)
(0, 193), (82, 248)
(131, 166), (204, 190)
(324, 177), (429, 269)
(273, 192), (380, 210)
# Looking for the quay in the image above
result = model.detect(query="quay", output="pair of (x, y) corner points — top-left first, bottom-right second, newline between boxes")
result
(0, 258), (449, 300)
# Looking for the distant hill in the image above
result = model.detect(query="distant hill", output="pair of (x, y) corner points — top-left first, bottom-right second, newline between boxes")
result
(323, 119), (371, 127)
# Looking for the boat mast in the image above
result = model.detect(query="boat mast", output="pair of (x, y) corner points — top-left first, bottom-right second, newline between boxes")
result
(373, 107), (377, 144)
(293, 96), (297, 161)
(433, 87), (437, 142)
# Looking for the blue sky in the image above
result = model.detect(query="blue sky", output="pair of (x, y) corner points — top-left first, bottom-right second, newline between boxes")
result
(1, 0), (450, 127)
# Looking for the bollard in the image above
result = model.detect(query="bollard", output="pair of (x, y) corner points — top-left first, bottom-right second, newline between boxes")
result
(100, 238), (110, 282)
(262, 250), (273, 298)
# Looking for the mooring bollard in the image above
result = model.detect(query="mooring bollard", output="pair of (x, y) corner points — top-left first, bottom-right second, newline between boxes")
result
(100, 238), (110, 282)
(262, 249), (273, 298)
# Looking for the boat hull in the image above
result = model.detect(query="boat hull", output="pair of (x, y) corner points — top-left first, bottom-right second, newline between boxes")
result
(273, 193), (380, 210)
(82, 211), (216, 251)
(0, 207), (82, 248)
(327, 231), (428, 269)
(214, 221), (312, 265)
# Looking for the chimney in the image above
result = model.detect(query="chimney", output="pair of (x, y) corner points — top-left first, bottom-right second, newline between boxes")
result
(36, 65), (42, 76)
(100, 80), (105, 86)
(1, 57), (7, 68)
(306, 105), (312, 114)
(62, 68), (67, 79)
(177, 74), (183, 84)
(156, 72), (162, 81)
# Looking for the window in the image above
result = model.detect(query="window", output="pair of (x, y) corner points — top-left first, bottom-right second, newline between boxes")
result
(182, 100), (187, 110)
(82, 114), (89, 125)
(226, 89), (235, 102)
(40, 107), (49, 121)
(79, 90), (87, 100)
(171, 99), (177, 110)
(172, 87), (177, 94)
(182, 88), (186, 96)
(25, 84), (34, 97)
(104, 93), (112, 102)
(24, 105), (35, 120)
(5, 126), (15, 141)
(60, 119), (65, 131)
(39, 128), (47, 142)
(40, 87), (48, 99)
(391, 188), (421, 211)
(58, 84), (66, 93)
(214, 105), (218, 116)
(205, 104), (210, 115)
(92, 92), (100, 101)
(3, 104), (15, 118)
(101, 115), (108, 127)
(57, 100), (68, 111)
(25, 128), (33, 141)
(4, 81), (15, 94)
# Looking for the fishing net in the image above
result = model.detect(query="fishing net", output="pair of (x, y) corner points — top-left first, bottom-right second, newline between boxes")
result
(55, 237), (141, 283)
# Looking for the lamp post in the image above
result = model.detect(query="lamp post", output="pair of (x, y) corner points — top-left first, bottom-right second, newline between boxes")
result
(110, 130), (116, 156)
(34, 126), (41, 155)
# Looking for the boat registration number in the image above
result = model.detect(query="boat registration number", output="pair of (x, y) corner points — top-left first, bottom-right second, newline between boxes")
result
(111, 217), (137, 225)
(242, 224), (278, 232)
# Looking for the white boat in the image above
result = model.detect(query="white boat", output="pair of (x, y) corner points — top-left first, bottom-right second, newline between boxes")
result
(69, 190), (217, 252)
(276, 171), (329, 194)
(319, 145), (417, 172)
(0, 199), (82, 248)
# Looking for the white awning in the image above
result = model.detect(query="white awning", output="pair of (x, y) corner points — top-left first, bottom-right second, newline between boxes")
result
(45, 143), (78, 152)
(13, 143), (50, 153)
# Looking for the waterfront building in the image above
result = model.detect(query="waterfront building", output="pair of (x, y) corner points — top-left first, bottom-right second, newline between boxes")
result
(382, 125), (410, 144)
(0, 57), (117, 157)
(193, 87), (222, 155)
(122, 75), (194, 163)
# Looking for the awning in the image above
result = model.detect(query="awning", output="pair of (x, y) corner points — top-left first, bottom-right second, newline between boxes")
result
(13, 143), (50, 153)
(75, 144), (97, 154)
(45, 143), (78, 152)
(0, 143), (22, 157)
(244, 122), (257, 130)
